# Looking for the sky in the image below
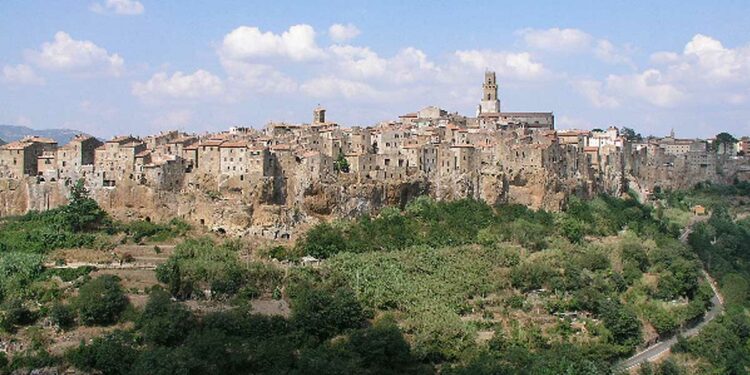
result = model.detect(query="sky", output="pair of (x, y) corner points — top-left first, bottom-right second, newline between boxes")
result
(1, 0), (750, 139)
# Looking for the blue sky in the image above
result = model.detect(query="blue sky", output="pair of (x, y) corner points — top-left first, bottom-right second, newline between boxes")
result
(2, 0), (750, 139)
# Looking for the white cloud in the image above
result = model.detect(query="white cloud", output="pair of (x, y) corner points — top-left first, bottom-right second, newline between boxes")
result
(328, 23), (361, 42)
(606, 69), (685, 107)
(2, 64), (45, 85)
(220, 24), (325, 62)
(573, 79), (620, 108)
(681, 34), (750, 80)
(329, 45), (438, 83)
(27, 31), (124, 76)
(454, 50), (547, 80)
(518, 28), (593, 52)
(132, 69), (224, 101)
(329, 45), (387, 78)
(90, 0), (144, 15)
(387, 47), (439, 83)
(152, 110), (193, 127)
(594, 40), (634, 66)
(650, 51), (680, 65)
(221, 60), (297, 94)
(301, 76), (379, 99)
(575, 34), (750, 110)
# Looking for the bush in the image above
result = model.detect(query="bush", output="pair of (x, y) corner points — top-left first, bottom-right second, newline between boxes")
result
(156, 237), (281, 300)
(292, 286), (367, 341)
(49, 303), (75, 330)
(0, 300), (36, 332)
(67, 330), (137, 375)
(75, 275), (128, 326)
(600, 301), (641, 347)
(137, 289), (196, 345)
(295, 222), (347, 258)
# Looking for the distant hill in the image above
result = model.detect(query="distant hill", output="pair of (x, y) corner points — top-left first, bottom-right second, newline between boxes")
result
(0, 125), (95, 145)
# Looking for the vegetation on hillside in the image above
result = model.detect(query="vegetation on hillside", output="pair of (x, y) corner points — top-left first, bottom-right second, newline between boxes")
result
(0, 180), (728, 374)
(651, 182), (750, 374)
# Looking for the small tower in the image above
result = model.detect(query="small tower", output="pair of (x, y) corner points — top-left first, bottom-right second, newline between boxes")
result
(479, 71), (501, 114)
(313, 105), (326, 125)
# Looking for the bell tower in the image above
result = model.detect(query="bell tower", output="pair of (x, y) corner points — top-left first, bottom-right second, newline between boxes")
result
(479, 71), (501, 114)
(313, 105), (326, 124)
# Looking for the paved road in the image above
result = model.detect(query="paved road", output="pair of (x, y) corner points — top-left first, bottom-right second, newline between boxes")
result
(618, 217), (723, 371)
(619, 278), (723, 370)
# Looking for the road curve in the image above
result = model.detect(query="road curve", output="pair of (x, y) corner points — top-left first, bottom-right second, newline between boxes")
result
(618, 218), (723, 371)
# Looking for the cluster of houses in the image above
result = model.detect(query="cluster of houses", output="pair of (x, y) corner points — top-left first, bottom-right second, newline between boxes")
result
(0, 72), (746, 198)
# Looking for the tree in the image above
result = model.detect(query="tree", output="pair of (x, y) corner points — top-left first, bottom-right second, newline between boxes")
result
(295, 222), (347, 258)
(62, 179), (107, 232)
(622, 127), (643, 142)
(713, 132), (738, 152)
(50, 303), (75, 330)
(75, 275), (129, 326)
(292, 286), (367, 341)
(67, 330), (137, 375)
(600, 301), (641, 347)
(0, 299), (36, 333)
(347, 316), (426, 374)
(334, 153), (350, 173)
(137, 288), (196, 345)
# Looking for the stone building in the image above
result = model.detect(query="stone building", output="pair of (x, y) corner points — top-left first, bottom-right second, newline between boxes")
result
(0, 136), (57, 178)
(57, 135), (103, 182)
(94, 136), (145, 187)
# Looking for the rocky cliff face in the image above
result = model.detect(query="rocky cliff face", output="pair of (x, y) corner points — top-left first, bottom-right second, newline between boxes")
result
(0, 151), (737, 238)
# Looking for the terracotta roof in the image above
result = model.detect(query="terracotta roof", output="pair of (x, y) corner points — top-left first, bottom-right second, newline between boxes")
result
(23, 136), (57, 144)
(1, 141), (31, 150)
(121, 141), (144, 148)
(270, 144), (291, 151)
(247, 145), (267, 152)
(108, 135), (135, 144)
(199, 139), (225, 147)
(220, 141), (248, 148)
(169, 136), (196, 145)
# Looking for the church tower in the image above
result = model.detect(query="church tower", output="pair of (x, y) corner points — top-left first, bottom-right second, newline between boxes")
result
(479, 71), (501, 114)
(313, 105), (326, 124)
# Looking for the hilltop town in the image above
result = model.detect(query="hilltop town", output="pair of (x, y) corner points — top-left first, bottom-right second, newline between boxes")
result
(0, 72), (747, 239)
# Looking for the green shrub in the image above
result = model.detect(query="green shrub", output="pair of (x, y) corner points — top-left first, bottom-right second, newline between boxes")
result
(75, 275), (128, 326)
(137, 289), (196, 345)
(292, 286), (367, 341)
(49, 303), (75, 330)
(67, 330), (137, 375)
(0, 300), (36, 332)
